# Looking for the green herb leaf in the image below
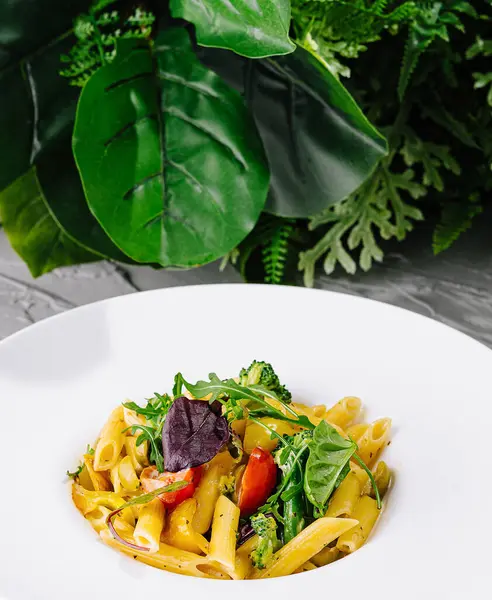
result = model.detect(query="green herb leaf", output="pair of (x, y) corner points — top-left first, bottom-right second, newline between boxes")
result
(0, 169), (99, 277)
(304, 421), (357, 516)
(170, 0), (295, 59)
(201, 44), (387, 218)
(73, 28), (269, 268)
(66, 464), (84, 479)
(172, 373), (184, 398)
(124, 424), (164, 473)
(182, 373), (314, 430)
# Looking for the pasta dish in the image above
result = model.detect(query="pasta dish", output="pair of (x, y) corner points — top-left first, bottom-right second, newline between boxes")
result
(68, 361), (392, 579)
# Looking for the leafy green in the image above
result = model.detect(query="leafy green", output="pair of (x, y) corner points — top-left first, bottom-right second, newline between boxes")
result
(467, 36), (492, 107)
(0, 169), (99, 277)
(172, 373), (184, 398)
(257, 430), (312, 521)
(66, 444), (95, 479)
(399, 0), (478, 99)
(60, 0), (155, 87)
(0, 0), (88, 190)
(123, 393), (173, 473)
(0, 1), (137, 265)
(201, 43), (388, 218)
(262, 220), (295, 284)
(276, 432), (310, 542)
(73, 28), (269, 267)
(304, 420), (357, 517)
(250, 513), (281, 569)
(299, 109), (475, 283)
(124, 423), (164, 473)
(67, 464), (84, 479)
(299, 163), (424, 285)
(170, 0), (295, 58)
(433, 195), (483, 254)
(182, 372), (314, 429)
(291, 0), (419, 82)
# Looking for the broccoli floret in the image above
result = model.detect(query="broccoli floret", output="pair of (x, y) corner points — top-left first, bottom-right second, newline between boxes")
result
(239, 360), (292, 403)
(250, 513), (280, 570)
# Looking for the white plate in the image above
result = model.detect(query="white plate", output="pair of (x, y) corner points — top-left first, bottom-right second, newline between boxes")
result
(0, 284), (490, 600)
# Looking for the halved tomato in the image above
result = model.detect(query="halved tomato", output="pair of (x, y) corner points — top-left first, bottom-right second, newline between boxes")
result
(237, 447), (277, 516)
(141, 465), (202, 510)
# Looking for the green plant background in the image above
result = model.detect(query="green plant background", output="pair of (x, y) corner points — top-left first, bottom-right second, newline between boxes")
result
(0, 0), (490, 286)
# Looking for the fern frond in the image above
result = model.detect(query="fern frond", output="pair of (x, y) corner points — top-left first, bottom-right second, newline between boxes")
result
(262, 221), (295, 284)
(60, 1), (155, 87)
(433, 197), (482, 254)
(398, 0), (479, 100)
(398, 29), (421, 100)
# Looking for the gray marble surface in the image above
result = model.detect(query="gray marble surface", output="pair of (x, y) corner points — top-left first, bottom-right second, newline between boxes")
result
(1, 216), (491, 347)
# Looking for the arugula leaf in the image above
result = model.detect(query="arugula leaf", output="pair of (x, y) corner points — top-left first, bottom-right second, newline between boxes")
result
(182, 373), (314, 430)
(257, 431), (312, 521)
(304, 420), (357, 516)
(66, 464), (84, 479)
(172, 374), (184, 398)
(124, 424), (164, 473)
(66, 444), (95, 478)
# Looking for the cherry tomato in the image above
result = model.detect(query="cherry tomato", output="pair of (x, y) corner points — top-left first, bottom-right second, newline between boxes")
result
(237, 447), (277, 516)
(141, 466), (202, 510)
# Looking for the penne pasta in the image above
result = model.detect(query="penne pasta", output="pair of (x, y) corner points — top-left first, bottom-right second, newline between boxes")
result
(117, 455), (140, 492)
(324, 397), (362, 429)
(162, 498), (209, 555)
(243, 418), (296, 453)
(124, 436), (149, 474)
(93, 406), (125, 471)
(362, 460), (391, 498)
(208, 495), (240, 573)
(326, 472), (361, 518)
(72, 483), (135, 526)
(85, 505), (128, 535)
(254, 518), (358, 579)
(122, 405), (145, 428)
(346, 423), (369, 444)
(100, 530), (216, 578)
(83, 454), (112, 491)
(193, 452), (234, 534)
(311, 545), (340, 567)
(356, 418), (392, 467)
(291, 403), (326, 426)
(337, 495), (380, 553)
(133, 498), (166, 553)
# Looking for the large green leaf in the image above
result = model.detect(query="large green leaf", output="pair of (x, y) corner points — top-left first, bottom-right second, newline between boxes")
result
(200, 46), (388, 218)
(170, 0), (295, 58)
(0, 0), (134, 262)
(73, 28), (269, 267)
(0, 169), (99, 277)
(0, 0), (88, 190)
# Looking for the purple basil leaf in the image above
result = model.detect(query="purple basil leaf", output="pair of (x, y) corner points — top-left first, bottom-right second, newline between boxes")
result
(162, 396), (230, 472)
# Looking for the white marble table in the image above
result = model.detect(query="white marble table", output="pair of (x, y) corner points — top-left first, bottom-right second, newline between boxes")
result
(1, 217), (491, 347)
